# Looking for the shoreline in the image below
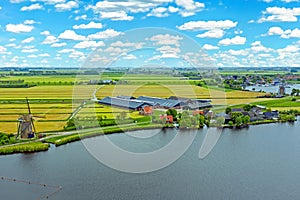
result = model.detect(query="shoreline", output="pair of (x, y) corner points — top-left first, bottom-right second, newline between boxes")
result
(0, 119), (297, 156)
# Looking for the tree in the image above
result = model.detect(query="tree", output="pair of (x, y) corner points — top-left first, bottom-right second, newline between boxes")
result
(235, 116), (243, 127)
(179, 111), (192, 128)
(199, 115), (205, 127)
(243, 104), (252, 111)
(166, 109), (177, 118)
(225, 107), (232, 114)
(231, 112), (243, 123)
(228, 121), (234, 127)
(243, 115), (250, 124)
(216, 117), (225, 127)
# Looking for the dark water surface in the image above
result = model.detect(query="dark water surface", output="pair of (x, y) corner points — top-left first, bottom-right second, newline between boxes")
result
(1, 120), (300, 200)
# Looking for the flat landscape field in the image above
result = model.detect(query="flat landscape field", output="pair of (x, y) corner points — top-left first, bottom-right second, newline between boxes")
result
(0, 73), (294, 134)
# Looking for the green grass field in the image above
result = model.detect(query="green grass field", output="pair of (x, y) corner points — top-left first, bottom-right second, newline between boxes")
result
(0, 73), (289, 134)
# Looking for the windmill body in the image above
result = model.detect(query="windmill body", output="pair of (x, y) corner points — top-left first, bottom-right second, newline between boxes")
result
(16, 98), (36, 139)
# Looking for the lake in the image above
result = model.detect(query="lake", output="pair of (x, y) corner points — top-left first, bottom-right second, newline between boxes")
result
(1, 120), (300, 200)
(245, 84), (300, 94)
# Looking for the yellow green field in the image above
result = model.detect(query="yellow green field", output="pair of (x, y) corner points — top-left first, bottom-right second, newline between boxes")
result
(0, 83), (285, 134)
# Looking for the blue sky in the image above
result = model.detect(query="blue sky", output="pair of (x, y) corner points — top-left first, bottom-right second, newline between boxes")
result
(1, 0), (300, 68)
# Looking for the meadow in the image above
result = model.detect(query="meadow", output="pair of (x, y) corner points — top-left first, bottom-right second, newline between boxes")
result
(0, 73), (280, 135)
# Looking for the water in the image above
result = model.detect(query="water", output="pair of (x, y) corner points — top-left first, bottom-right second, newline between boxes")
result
(245, 84), (300, 94)
(1, 121), (300, 200)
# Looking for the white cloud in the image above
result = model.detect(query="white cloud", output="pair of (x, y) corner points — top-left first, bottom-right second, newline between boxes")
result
(258, 7), (300, 22)
(0, 46), (8, 54)
(196, 29), (225, 38)
(58, 30), (85, 40)
(55, 1), (78, 11)
(281, 0), (299, 2)
(73, 22), (103, 29)
(100, 11), (134, 21)
(21, 36), (34, 44)
(149, 34), (183, 47)
(23, 20), (37, 25)
(22, 48), (38, 53)
(75, 14), (87, 20)
(202, 44), (219, 50)
(175, 0), (205, 17)
(177, 20), (237, 31)
(87, 29), (122, 40)
(123, 54), (137, 60)
(219, 36), (247, 46)
(10, 0), (25, 3)
(147, 7), (169, 17)
(0, 6), (2, 11)
(21, 3), (43, 11)
(27, 54), (38, 58)
(39, 53), (50, 57)
(111, 41), (144, 49)
(268, 26), (300, 38)
(40, 30), (50, 35)
(6, 23), (34, 33)
(74, 41), (105, 49)
(51, 42), (67, 47)
(42, 35), (58, 44)
(42, 0), (66, 4)
(168, 6), (179, 13)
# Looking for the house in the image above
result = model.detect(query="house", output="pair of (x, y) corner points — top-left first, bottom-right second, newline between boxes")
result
(193, 110), (204, 116)
(140, 105), (153, 115)
(160, 115), (173, 123)
(168, 96), (212, 110)
(99, 97), (152, 110)
(117, 95), (136, 100)
(263, 110), (279, 119)
(231, 108), (244, 113)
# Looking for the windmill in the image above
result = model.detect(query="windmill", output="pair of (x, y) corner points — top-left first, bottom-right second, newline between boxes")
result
(16, 98), (37, 139)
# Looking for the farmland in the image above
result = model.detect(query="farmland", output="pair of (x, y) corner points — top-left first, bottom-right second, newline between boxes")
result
(0, 73), (291, 135)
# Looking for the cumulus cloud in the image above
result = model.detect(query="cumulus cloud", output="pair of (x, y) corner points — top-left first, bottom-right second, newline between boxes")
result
(51, 42), (67, 47)
(73, 22), (103, 29)
(149, 34), (183, 47)
(177, 20), (237, 31)
(196, 29), (225, 38)
(75, 14), (87, 21)
(268, 26), (300, 38)
(87, 29), (123, 40)
(55, 1), (78, 11)
(40, 30), (50, 35)
(202, 44), (219, 50)
(147, 7), (169, 17)
(258, 7), (300, 22)
(6, 23), (34, 33)
(218, 36), (246, 46)
(58, 30), (85, 40)
(21, 3), (43, 11)
(100, 11), (134, 21)
(74, 41), (105, 49)
(175, 0), (205, 17)
(42, 35), (58, 44)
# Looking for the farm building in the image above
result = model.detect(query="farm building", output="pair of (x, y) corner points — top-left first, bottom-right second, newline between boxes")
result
(136, 96), (181, 109)
(99, 97), (152, 110)
(99, 96), (212, 110)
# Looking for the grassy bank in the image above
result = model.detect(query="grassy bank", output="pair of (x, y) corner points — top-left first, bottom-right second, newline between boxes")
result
(45, 123), (163, 146)
(0, 142), (49, 155)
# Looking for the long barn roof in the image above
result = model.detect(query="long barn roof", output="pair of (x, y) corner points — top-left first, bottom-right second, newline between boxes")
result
(99, 97), (151, 109)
